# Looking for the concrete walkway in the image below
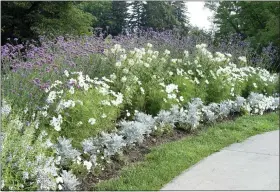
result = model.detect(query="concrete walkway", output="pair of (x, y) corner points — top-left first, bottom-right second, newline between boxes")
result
(161, 130), (279, 190)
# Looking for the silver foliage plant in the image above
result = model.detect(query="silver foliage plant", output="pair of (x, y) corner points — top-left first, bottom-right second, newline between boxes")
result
(60, 170), (81, 190)
(55, 136), (81, 165)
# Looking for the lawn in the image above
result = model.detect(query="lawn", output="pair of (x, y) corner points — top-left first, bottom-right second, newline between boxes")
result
(94, 112), (279, 190)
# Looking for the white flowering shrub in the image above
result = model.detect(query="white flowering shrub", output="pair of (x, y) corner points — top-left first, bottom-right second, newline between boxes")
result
(39, 71), (124, 147)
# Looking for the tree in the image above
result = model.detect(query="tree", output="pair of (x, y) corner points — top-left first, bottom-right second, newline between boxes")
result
(111, 1), (128, 36)
(205, 1), (280, 70)
(1, 1), (94, 44)
(78, 1), (128, 36)
(127, 1), (146, 33)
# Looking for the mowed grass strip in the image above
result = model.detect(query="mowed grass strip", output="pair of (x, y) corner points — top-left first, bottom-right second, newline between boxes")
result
(93, 112), (279, 191)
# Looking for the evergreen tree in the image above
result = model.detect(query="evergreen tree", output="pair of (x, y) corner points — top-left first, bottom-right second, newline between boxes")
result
(111, 1), (129, 36)
(127, 1), (146, 33)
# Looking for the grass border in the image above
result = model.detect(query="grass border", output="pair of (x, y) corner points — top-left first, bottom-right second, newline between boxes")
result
(93, 112), (279, 190)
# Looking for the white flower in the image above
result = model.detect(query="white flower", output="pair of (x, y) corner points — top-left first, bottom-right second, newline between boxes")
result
(128, 59), (134, 66)
(253, 83), (258, 88)
(83, 161), (92, 171)
(50, 114), (63, 131)
(121, 76), (127, 82)
(110, 73), (117, 80)
(116, 61), (122, 67)
(205, 79), (209, 84)
(24, 107), (28, 114)
(46, 91), (57, 104)
(169, 71), (173, 76)
(147, 43), (153, 48)
(166, 84), (178, 93)
(194, 77), (200, 84)
(179, 96), (184, 102)
(120, 54), (127, 61)
(225, 53), (232, 57)
(64, 70), (69, 77)
(171, 59), (177, 63)
(101, 113), (107, 118)
(56, 177), (63, 184)
(41, 111), (48, 117)
(144, 63), (150, 68)
(88, 118), (96, 125)
(164, 49), (170, 55)
(77, 121), (83, 126)
(184, 50), (189, 57)
(58, 184), (63, 190)
(188, 70), (193, 75)
(101, 100), (111, 106)
(123, 68), (129, 74)
(140, 87), (145, 94)
(167, 93), (177, 99)
(238, 56), (247, 63)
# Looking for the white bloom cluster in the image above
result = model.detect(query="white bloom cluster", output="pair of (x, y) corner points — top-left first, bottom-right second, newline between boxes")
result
(50, 115), (63, 131)
(56, 100), (75, 112)
(165, 83), (178, 100)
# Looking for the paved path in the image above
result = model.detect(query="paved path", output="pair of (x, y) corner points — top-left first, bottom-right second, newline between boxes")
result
(161, 130), (279, 190)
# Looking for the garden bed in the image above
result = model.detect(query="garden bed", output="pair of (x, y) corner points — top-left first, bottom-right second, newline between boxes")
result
(1, 39), (279, 191)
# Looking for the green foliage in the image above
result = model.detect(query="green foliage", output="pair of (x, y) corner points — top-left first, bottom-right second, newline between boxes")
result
(205, 1), (280, 71)
(173, 76), (196, 104)
(205, 75), (231, 103)
(127, 1), (189, 33)
(34, 5), (94, 37)
(78, 1), (128, 36)
(1, 2), (94, 42)
(44, 87), (122, 149)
